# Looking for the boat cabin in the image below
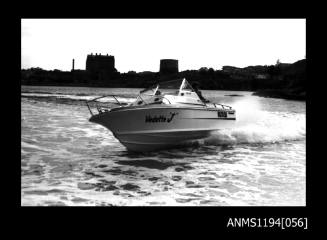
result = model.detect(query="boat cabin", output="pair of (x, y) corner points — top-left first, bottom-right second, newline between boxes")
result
(130, 78), (205, 107)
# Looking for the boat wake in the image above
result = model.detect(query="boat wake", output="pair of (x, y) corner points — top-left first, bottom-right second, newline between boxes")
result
(203, 121), (305, 146)
(202, 98), (305, 146)
(21, 92), (137, 106)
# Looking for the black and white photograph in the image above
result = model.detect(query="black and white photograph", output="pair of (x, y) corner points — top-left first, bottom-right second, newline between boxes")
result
(21, 19), (306, 207)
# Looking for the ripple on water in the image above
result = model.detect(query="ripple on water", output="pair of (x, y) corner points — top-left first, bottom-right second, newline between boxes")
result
(115, 159), (175, 170)
(120, 183), (140, 191)
(101, 167), (138, 176)
(172, 176), (183, 181)
(22, 164), (44, 176)
(175, 198), (198, 203)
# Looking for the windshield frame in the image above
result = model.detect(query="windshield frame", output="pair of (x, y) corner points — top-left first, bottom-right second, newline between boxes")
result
(139, 78), (195, 97)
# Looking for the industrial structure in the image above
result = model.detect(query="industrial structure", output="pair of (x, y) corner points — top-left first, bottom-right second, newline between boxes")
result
(159, 59), (179, 75)
(86, 53), (117, 81)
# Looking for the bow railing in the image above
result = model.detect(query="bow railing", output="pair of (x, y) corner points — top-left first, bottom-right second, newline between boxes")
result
(86, 95), (127, 116)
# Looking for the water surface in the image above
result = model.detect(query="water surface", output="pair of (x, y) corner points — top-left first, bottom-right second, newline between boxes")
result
(21, 86), (306, 206)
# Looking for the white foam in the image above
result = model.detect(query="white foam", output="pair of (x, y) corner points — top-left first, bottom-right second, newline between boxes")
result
(205, 98), (305, 146)
(21, 92), (137, 104)
(21, 93), (100, 101)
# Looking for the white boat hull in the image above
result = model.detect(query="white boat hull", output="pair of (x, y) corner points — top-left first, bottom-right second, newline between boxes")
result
(90, 105), (236, 151)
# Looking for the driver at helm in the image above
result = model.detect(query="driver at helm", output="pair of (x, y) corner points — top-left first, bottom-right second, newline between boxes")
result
(192, 82), (209, 103)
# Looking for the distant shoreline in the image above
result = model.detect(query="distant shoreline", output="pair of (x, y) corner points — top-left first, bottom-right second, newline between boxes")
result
(252, 89), (305, 101)
(21, 84), (251, 91)
(22, 84), (305, 101)
(21, 58), (306, 101)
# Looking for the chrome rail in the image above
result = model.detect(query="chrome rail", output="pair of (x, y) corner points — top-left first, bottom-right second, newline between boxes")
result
(203, 101), (233, 110)
(86, 95), (126, 116)
(213, 103), (233, 110)
(137, 94), (172, 105)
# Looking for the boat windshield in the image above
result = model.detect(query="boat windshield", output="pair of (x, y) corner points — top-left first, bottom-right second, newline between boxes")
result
(140, 79), (194, 96)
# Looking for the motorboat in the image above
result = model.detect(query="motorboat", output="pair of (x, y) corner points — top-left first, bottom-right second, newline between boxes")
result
(86, 78), (236, 152)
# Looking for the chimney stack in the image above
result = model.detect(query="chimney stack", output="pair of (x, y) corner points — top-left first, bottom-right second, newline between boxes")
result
(72, 59), (75, 71)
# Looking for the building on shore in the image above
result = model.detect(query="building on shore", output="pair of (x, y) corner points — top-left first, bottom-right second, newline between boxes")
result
(86, 53), (117, 81)
(159, 59), (179, 75)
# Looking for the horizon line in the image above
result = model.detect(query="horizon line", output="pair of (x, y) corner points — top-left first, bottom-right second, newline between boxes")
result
(21, 58), (305, 73)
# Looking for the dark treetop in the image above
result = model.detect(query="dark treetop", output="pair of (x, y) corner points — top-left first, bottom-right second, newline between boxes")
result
(21, 59), (306, 101)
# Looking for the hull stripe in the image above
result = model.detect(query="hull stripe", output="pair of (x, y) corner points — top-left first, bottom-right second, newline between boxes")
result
(179, 118), (236, 120)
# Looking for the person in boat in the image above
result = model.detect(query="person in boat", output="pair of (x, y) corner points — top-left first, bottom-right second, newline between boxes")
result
(192, 82), (210, 103)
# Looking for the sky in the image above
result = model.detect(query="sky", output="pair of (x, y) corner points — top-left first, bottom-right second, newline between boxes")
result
(21, 19), (306, 73)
